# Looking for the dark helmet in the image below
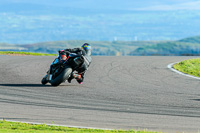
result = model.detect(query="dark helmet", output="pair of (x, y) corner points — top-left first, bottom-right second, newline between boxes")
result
(82, 43), (91, 56)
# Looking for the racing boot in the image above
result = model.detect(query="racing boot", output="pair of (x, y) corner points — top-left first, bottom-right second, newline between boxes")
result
(68, 73), (74, 83)
(74, 73), (83, 84)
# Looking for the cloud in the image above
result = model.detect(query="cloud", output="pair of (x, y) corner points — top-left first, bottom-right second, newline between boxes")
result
(136, 1), (200, 10)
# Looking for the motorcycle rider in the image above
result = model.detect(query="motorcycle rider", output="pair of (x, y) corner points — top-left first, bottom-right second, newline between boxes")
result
(58, 43), (92, 84)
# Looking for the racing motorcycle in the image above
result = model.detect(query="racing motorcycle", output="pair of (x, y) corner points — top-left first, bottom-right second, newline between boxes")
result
(41, 53), (84, 86)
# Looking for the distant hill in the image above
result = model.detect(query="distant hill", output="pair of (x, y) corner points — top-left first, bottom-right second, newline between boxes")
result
(21, 40), (158, 56)
(130, 36), (200, 56)
(1, 35), (200, 56)
(179, 36), (200, 44)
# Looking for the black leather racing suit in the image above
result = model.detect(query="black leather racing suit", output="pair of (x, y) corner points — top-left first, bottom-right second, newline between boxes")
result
(59, 48), (92, 83)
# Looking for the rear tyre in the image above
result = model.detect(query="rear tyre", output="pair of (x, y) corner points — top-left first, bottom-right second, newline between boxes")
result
(50, 67), (72, 86)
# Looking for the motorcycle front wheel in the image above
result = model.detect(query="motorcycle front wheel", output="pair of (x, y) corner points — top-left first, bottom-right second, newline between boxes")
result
(41, 75), (48, 85)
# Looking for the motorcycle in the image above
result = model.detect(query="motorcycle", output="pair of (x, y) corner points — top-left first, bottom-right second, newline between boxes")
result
(41, 53), (84, 86)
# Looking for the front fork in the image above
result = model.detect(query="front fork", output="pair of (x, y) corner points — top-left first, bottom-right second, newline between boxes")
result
(46, 57), (60, 81)
(46, 70), (52, 81)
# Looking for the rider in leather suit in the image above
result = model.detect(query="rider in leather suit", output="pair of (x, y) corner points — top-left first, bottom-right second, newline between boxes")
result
(59, 43), (92, 84)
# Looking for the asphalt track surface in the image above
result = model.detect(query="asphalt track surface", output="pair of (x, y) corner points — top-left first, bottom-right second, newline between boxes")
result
(0, 56), (200, 133)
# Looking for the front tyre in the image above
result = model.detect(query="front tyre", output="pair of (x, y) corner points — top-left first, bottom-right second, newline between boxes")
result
(50, 67), (72, 86)
(41, 75), (48, 85)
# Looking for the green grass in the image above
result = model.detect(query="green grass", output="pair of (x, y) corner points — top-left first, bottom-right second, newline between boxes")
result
(0, 51), (57, 56)
(0, 120), (160, 133)
(173, 58), (200, 77)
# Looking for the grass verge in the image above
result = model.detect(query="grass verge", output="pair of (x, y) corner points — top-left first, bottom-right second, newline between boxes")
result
(0, 120), (160, 133)
(0, 51), (57, 56)
(173, 58), (200, 77)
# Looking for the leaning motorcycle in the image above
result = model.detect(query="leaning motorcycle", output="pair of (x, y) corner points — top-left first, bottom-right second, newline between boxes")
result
(41, 53), (84, 86)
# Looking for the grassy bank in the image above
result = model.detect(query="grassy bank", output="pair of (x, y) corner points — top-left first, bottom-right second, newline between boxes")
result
(0, 51), (57, 56)
(0, 120), (160, 133)
(173, 58), (200, 77)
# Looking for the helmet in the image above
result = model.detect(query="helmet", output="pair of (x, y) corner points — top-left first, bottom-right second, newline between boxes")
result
(82, 43), (91, 56)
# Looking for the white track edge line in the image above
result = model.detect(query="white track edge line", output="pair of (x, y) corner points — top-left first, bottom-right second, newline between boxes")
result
(167, 62), (200, 80)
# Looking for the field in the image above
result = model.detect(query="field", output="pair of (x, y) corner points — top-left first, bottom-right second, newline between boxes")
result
(173, 58), (200, 77)
(0, 120), (160, 133)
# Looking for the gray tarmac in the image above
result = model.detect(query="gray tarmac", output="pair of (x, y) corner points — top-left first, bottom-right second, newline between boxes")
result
(0, 56), (200, 133)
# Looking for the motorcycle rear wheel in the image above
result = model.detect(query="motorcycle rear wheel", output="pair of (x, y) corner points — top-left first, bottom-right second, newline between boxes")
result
(50, 67), (72, 86)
